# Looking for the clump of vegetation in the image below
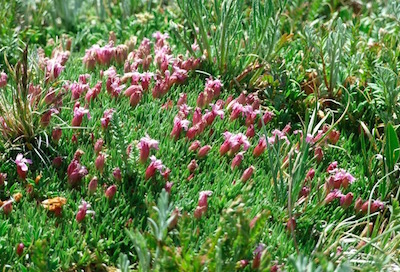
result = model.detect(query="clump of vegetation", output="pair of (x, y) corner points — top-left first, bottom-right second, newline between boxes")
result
(0, 0), (400, 271)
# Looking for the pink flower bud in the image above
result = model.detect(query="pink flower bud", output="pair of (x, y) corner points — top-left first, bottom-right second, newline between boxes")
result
(105, 185), (117, 200)
(231, 152), (244, 170)
(52, 128), (62, 144)
(52, 156), (63, 168)
(76, 208), (86, 222)
(253, 137), (267, 157)
(354, 197), (363, 213)
(328, 129), (340, 145)
(246, 124), (255, 138)
(241, 166), (255, 182)
(165, 181), (174, 194)
(2, 200), (12, 215)
(219, 141), (230, 156)
(95, 153), (106, 173)
(94, 138), (104, 154)
(286, 217), (296, 233)
(113, 167), (122, 181)
(130, 91), (142, 107)
(16, 243), (24, 256)
(188, 160), (198, 173)
(198, 145), (211, 158)
(305, 168), (315, 181)
(177, 93), (187, 106)
(339, 192), (353, 209)
(88, 177), (98, 194)
(314, 147), (323, 163)
(252, 243), (265, 269)
(189, 140), (201, 152)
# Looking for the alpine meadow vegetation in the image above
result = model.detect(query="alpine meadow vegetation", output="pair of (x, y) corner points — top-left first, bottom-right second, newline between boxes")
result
(1, 0), (400, 271)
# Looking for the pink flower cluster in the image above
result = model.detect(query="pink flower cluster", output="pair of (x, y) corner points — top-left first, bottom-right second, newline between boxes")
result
(219, 132), (250, 156)
(137, 134), (159, 163)
(196, 77), (222, 108)
(83, 41), (128, 69)
(38, 47), (70, 82)
(326, 161), (356, 190)
(67, 150), (88, 186)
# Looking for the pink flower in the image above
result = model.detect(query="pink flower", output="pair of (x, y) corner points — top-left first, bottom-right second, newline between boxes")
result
(299, 186), (310, 198)
(305, 168), (315, 181)
(328, 129), (340, 145)
(52, 156), (63, 168)
(327, 161), (338, 173)
(15, 154), (32, 180)
(0, 72), (7, 88)
(241, 166), (255, 182)
(130, 90), (142, 107)
(76, 199), (95, 222)
(16, 243), (24, 256)
(189, 140), (201, 152)
(188, 160), (198, 173)
(252, 243), (266, 269)
(88, 177), (98, 194)
(165, 181), (174, 194)
(268, 129), (290, 145)
(85, 81), (102, 102)
(97, 43), (115, 66)
(177, 93), (187, 106)
(153, 31), (169, 48)
(229, 102), (246, 121)
(231, 152), (244, 170)
(314, 147), (324, 163)
(52, 128), (62, 144)
(171, 116), (190, 140)
(205, 77), (222, 99)
(94, 138), (104, 154)
(124, 84), (143, 97)
(258, 110), (275, 128)
(339, 192), (353, 209)
(198, 145), (211, 158)
(95, 153), (106, 173)
(360, 199), (385, 214)
(40, 108), (59, 127)
(67, 158), (88, 186)
(324, 189), (342, 204)
(246, 125), (255, 138)
(1, 200), (12, 215)
(328, 169), (356, 189)
(145, 156), (165, 180)
(113, 167), (122, 181)
(196, 92), (206, 108)
(71, 106), (90, 127)
(194, 190), (212, 219)
(105, 185), (117, 200)
(178, 104), (192, 118)
(70, 82), (89, 100)
(141, 72), (153, 91)
(101, 109), (115, 129)
(46, 59), (65, 82)
(253, 137), (267, 157)
(137, 134), (159, 163)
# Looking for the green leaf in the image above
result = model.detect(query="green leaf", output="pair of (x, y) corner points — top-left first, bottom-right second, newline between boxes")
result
(385, 122), (400, 171)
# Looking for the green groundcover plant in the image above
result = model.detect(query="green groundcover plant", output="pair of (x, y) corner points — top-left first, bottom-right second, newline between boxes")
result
(0, 0), (400, 271)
